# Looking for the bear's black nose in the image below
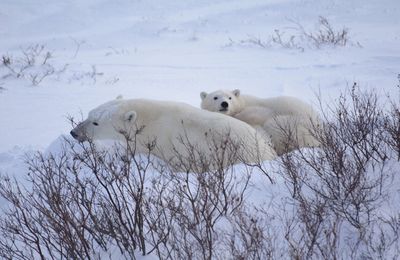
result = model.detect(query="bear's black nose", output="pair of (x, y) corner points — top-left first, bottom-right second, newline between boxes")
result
(70, 130), (78, 139)
(221, 101), (228, 108)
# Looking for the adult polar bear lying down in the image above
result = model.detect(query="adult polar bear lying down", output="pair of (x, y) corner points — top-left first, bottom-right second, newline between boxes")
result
(70, 98), (277, 171)
(200, 89), (321, 155)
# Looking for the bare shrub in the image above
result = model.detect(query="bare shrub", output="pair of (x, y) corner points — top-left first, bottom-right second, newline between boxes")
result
(0, 44), (103, 86)
(225, 36), (270, 49)
(270, 29), (305, 51)
(68, 65), (104, 85)
(142, 129), (273, 259)
(147, 164), (252, 259)
(296, 16), (349, 48)
(359, 215), (400, 260)
(384, 103), (400, 160)
(226, 16), (355, 51)
(222, 205), (278, 260)
(277, 84), (400, 259)
(383, 78), (400, 160)
(69, 37), (86, 59)
(0, 127), (271, 259)
(1, 85), (399, 259)
(1, 44), (67, 86)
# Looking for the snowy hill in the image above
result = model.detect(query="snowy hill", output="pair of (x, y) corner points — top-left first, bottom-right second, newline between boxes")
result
(1, 0), (399, 152)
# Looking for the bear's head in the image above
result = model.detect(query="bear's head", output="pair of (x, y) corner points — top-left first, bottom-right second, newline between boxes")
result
(200, 89), (244, 116)
(70, 98), (137, 142)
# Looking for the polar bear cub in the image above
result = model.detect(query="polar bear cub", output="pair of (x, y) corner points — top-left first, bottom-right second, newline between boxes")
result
(200, 89), (321, 155)
(70, 98), (277, 171)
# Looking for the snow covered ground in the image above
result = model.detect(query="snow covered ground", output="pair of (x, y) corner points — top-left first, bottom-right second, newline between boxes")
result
(0, 0), (399, 258)
(1, 0), (399, 155)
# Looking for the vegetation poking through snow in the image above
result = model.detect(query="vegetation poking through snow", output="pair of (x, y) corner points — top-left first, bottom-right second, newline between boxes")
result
(227, 16), (357, 51)
(1, 44), (67, 86)
(0, 44), (105, 87)
(0, 86), (399, 259)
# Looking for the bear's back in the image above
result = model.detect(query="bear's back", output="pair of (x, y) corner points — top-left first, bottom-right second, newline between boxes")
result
(242, 95), (317, 117)
(121, 99), (276, 163)
(126, 99), (257, 132)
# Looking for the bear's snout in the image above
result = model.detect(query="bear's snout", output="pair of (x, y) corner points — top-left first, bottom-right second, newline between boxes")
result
(70, 128), (87, 142)
(221, 101), (228, 108)
(70, 130), (79, 139)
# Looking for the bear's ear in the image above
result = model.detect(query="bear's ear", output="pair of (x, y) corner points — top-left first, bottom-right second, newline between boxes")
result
(116, 95), (123, 100)
(200, 92), (208, 100)
(233, 89), (241, 97)
(124, 110), (137, 122)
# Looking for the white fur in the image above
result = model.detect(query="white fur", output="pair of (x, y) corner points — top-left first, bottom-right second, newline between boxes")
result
(200, 89), (321, 155)
(71, 98), (277, 171)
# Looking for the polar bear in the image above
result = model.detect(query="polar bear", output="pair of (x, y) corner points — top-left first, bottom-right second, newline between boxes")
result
(200, 89), (321, 155)
(70, 97), (277, 172)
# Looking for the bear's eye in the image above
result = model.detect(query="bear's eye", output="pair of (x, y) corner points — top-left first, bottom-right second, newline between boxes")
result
(93, 122), (99, 126)
(229, 97), (232, 100)
(213, 96), (218, 100)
